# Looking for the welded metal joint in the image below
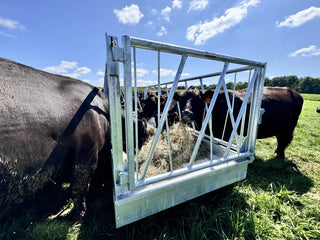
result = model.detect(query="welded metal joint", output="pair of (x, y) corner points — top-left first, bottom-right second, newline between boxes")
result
(111, 37), (125, 62)
(119, 171), (129, 195)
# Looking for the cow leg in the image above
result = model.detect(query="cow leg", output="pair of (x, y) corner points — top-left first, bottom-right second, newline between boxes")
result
(275, 132), (293, 159)
(70, 151), (99, 218)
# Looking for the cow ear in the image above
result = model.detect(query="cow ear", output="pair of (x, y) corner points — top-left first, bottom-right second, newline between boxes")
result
(204, 98), (211, 104)
(173, 92), (181, 101)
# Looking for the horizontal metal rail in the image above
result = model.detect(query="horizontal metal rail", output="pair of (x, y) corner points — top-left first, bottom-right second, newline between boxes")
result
(135, 151), (253, 188)
(129, 36), (266, 67)
(144, 66), (254, 89)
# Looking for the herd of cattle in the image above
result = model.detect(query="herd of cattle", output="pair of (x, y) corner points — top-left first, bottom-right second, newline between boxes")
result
(0, 57), (304, 219)
(138, 85), (303, 160)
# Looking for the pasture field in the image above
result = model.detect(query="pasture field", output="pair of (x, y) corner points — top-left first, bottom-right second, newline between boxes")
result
(1, 94), (319, 240)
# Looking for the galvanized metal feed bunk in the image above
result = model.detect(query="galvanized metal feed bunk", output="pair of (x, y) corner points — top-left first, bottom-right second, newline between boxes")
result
(104, 34), (266, 228)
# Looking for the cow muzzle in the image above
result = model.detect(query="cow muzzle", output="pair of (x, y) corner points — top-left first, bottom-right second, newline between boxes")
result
(181, 110), (194, 123)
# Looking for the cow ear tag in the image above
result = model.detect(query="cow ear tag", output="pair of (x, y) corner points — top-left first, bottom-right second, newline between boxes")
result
(204, 98), (211, 104)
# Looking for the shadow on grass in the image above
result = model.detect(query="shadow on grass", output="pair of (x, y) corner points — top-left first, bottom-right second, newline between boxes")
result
(76, 156), (315, 239)
(247, 156), (314, 195)
(0, 182), (72, 240)
(0, 156), (314, 239)
(77, 182), (256, 239)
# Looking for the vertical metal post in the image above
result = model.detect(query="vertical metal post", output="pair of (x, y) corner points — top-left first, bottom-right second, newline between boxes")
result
(157, 51), (161, 126)
(244, 66), (266, 153)
(200, 78), (213, 161)
(133, 47), (139, 181)
(122, 35), (135, 190)
(239, 70), (251, 151)
(165, 117), (173, 172)
(104, 35), (125, 197)
(144, 87), (147, 98)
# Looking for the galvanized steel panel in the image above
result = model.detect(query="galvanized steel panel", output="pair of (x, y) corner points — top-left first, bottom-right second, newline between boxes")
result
(104, 33), (266, 228)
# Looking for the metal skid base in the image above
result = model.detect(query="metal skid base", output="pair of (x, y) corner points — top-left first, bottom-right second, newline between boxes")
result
(114, 154), (252, 228)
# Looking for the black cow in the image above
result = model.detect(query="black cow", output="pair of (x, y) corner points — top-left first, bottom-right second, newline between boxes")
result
(0, 58), (147, 218)
(317, 106), (320, 113)
(178, 86), (205, 130)
(178, 86), (303, 159)
(139, 92), (181, 127)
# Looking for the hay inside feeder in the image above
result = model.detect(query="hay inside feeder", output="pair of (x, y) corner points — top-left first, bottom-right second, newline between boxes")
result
(137, 121), (208, 177)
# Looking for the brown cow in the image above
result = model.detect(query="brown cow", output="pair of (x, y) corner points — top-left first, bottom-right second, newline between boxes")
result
(178, 86), (303, 159)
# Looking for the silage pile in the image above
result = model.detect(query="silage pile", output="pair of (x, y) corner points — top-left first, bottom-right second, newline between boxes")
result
(137, 122), (208, 177)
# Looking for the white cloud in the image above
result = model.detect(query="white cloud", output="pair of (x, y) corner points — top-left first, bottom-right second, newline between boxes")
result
(153, 68), (176, 76)
(147, 21), (155, 29)
(43, 61), (78, 74)
(276, 7), (320, 28)
(289, 45), (320, 57)
(161, 6), (172, 21)
(114, 4), (144, 25)
(151, 9), (158, 15)
(172, 0), (182, 9)
(65, 72), (81, 79)
(181, 72), (191, 77)
(186, 0), (260, 45)
(0, 30), (15, 38)
(96, 70), (104, 76)
(43, 61), (92, 79)
(133, 68), (149, 77)
(152, 68), (190, 77)
(188, 0), (209, 12)
(76, 66), (91, 75)
(0, 16), (26, 30)
(137, 79), (156, 87)
(157, 26), (167, 37)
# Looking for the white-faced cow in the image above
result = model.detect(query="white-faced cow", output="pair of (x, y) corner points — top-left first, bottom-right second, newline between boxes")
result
(178, 86), (303, 159)
(317, 106), (320, 113)
(0, 58), (147, 218)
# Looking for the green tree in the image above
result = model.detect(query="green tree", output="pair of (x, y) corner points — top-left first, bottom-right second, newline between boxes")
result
(299, 77), (320, 94)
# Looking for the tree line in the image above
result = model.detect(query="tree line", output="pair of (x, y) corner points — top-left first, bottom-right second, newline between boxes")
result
(183, 76), (320, 94)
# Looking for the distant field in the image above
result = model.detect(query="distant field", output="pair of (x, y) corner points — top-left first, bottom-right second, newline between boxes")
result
(1, 94), (320, 240)
(301, 93), (320, 101)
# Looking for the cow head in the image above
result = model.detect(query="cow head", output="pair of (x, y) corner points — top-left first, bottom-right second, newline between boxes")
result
(317, 107), (320, 113)
(139, 93), (157, 120)
(179, 86), (204, 124)
(139, 93), (167, 120)
(122, 114), (148, 151)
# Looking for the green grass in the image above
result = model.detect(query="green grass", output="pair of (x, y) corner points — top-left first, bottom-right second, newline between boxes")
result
(301, 93), (320, 101)
(1, 94), (320, 240)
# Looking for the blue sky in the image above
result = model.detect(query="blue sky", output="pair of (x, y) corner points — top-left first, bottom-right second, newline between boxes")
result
(0, 0), (320, 87)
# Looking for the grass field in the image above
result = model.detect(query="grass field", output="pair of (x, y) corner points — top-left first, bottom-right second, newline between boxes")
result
(1, 94), (319, 240)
